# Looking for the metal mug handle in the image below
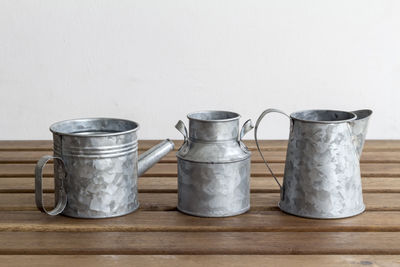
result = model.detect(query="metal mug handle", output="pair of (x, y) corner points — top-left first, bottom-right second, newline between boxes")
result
(35, 155), (67, 216)
(254, 109), (290, 190)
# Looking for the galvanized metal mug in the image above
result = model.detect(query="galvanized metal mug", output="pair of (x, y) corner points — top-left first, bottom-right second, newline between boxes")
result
(35, 118), (174, 218)
(175, 110), (254, 217)
(254, 109), (372, 219)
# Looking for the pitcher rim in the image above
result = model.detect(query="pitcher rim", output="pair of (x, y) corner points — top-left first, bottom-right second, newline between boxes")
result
(290, 109), (357, 124)
(49, 118), (139, 137)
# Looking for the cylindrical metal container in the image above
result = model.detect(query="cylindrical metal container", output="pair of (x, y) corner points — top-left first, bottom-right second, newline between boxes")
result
(35, 118), (174, 218)
(175, 111), (254, 217)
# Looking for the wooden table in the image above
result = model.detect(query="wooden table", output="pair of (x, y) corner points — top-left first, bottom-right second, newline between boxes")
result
(0, 140), (399, 266)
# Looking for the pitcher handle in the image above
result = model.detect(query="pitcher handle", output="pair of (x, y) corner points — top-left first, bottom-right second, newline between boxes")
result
(35, 155), (67, 216)
(254, 109), (290, 189)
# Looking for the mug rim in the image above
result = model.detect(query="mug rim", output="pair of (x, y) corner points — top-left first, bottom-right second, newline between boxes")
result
(49, 118), (139, 137)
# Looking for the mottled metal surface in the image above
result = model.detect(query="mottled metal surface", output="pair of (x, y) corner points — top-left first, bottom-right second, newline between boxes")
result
(35, 118), (173, 218)
(187, 110), (241, 141)
(290, 109), (356, 123)
(177, 159), (251, 217)
(350, 109), (373, 158)
(176, 111), (253, 217)
(255, 109), (372, 219)
(177, 140), (250, 163)
(280, 115), (364, 219)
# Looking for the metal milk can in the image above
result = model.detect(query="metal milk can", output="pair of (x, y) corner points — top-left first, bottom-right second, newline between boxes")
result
(35, 118), (174, 218)
(175, 110), (254, 217)
(254, 109), (372, 219)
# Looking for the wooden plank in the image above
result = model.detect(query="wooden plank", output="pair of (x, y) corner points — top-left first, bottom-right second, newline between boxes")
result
(166, 150), (400, 164)
(0, 232), (399, 254)
(1, 140), (400, 152)
(0, 255), (398, 267)
(2, 177), (400, 194)
(0, 141), (53, 151)
(1, 193), (399, 212)
(1, 210), (400, 232)
(1, 163), (399, 177)
(2, 150), (400, 164)
(244, 140), (400, 152)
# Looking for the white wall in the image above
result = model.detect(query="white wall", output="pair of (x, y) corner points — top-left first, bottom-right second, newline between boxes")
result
(0, 0), (399, 140)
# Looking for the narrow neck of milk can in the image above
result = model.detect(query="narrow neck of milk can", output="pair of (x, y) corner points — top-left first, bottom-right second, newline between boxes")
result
(187, 111), (240, 142)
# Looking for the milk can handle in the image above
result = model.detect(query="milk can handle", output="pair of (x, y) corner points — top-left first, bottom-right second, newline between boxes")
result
(254, 109), (290, 189)
(35, 155), (67, 216)
(175, 120), (188, 142)
(239, 119), (254, 141)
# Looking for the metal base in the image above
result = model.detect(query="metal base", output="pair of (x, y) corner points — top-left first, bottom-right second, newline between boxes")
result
(278, 203), (366, 219)
(61, 202), (140, 219)
(177, 205), (250, 218)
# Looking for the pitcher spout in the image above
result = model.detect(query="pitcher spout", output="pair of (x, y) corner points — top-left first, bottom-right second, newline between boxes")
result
(349, 109), (373, 158)
(138, 139), (174, 176)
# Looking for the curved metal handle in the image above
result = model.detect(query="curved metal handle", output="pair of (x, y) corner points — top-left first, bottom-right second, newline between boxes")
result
(254, 109), (290, 189)
(175, 120), (188, 142)
(239, 119), (254, 141)
(35, 155), (67, 216)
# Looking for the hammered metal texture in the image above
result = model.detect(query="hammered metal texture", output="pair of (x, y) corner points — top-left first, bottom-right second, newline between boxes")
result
(176, 111), (252, 217)
(276, 110), (372, 219)
(188, 111), (240, 142)
(53, 128), (139, 218)
(40, 118), (174, 219)
(177, 140), (250, 163)
(177, 158), (250, 217)
(350, 110), (373, 158)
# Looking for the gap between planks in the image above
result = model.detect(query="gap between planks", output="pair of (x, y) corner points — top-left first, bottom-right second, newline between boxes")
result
(1, 177), (400, 194)
(0, 210), (400, 232)
(1, 193), (400, 212)
(1, 163), (399, 177)
(2, 150), (400, 164)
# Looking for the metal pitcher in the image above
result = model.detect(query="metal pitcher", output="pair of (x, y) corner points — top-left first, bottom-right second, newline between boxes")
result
(175, 110), (254, 217)
(255, 109), (372, 219)
(35, 118), (174, 218)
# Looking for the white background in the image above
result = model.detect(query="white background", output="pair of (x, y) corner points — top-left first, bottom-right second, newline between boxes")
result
(0, 1), (399, 140)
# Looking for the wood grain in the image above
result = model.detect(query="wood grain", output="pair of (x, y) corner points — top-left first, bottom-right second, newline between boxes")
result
(1, 140), (400, 151)
(0, 255), (397, 267)
(1, 193), (400, 212)
(2, 177), (400, 193)
(2, 150), (400, 164)
(1, 140), (400, 262)
(0, 232), (400, 255)
(1, 211), (400, 232)
(1, 162), (400, 177)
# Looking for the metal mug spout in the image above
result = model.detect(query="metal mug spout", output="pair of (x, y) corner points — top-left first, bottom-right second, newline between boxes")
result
(349, 109), (373, 159)
(138, 139), (174, 176)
